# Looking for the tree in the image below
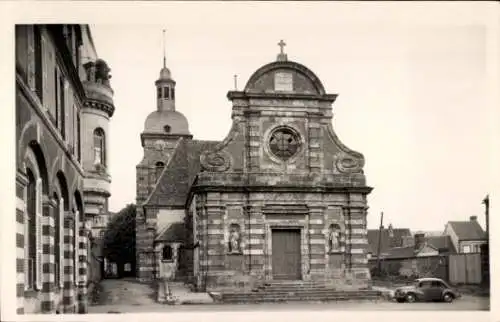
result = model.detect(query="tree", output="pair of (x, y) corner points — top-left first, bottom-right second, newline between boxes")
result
(102, 203), (136, 277)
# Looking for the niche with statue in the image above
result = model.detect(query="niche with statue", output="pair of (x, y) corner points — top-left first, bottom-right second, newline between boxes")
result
(327, 223), (342, 253)
(227, 223), (242, 254)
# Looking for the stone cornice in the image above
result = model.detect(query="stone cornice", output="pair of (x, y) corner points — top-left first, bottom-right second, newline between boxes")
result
(83, 99), (115, 118)
(140, 132), (193, 146)
(227, 91), (338, 103)
(190, 184), (373, 195)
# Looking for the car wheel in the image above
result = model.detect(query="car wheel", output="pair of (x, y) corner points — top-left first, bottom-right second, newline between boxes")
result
(396, 298), (405, 303)
(405, 293), (416, 303)
(443, 293), (454, 303)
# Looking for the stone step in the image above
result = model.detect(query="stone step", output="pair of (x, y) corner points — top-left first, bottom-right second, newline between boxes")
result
(218, 291), (382, 304)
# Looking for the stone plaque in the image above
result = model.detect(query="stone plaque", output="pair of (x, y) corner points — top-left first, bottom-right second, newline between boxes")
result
(274, 72), (293, 92)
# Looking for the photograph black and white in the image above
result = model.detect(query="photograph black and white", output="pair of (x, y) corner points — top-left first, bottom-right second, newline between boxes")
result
(1, 1), (497, 320)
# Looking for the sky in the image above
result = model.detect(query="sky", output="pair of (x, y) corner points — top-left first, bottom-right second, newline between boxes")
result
(2, 2), (498, 234)
(80, 3), (499, 232)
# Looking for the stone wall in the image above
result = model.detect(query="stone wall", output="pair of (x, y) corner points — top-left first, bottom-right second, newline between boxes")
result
(191, 191), (370, 291)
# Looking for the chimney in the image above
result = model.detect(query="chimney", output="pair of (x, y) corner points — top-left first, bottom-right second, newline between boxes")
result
(414, 233), (425, 250)
(470, 216), (477, 222)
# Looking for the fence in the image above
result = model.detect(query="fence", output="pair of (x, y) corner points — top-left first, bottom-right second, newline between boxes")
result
(448, 253), (482, 284)
(370, 253), (484, 285)
(369, 255), (448, 281)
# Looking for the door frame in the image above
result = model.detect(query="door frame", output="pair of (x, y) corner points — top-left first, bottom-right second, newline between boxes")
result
(266, 223), (308, 281)
(271, 227), (303, 280)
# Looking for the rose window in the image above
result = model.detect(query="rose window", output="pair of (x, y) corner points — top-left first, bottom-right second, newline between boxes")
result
(268, 127), (300, 160)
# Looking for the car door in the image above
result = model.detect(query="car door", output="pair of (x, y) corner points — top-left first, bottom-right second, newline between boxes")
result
(429, 281), (444, 300)
(419, 281), (434, 301)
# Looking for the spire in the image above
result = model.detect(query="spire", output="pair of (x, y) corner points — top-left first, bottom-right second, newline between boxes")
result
(277, 39), (288, 61)
(162, 29), (166, 68)
(158, 29), (171, 80)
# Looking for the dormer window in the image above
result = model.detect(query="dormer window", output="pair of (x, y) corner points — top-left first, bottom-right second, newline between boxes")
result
(164, 125), (171, 133)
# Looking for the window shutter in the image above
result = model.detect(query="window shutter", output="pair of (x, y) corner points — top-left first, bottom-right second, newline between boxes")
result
(59, 198), (65, 288)
(74, 210), (79, 286)
(35, 178), (43, 291)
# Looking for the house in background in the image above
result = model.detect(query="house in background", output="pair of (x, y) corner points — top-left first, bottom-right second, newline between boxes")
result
(445, 216), (487, 253)
(367, 224), (413, 259)
(424, 234), (456, 255)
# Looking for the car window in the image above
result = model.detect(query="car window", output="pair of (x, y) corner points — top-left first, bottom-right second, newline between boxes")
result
(419, 281), (432, 288)
(431, 281), (442, 287)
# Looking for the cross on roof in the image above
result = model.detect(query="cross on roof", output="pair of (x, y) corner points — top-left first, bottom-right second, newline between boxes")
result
(278, 40), (286, 54)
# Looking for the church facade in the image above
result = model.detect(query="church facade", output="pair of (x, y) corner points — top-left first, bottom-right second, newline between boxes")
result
(136, 44), (372, 292)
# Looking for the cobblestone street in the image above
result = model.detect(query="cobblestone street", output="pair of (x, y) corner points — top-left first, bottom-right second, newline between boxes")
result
(88, 279), (489, 313)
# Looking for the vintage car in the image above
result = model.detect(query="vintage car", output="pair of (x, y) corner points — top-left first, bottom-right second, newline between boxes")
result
(393, 277), (461, 303)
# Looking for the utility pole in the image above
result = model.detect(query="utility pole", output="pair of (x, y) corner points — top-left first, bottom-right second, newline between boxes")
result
(483, 194), (489, 239)
(376, 211), (384, 274)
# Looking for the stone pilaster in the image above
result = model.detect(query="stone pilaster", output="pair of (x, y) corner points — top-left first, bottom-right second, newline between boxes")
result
(40, 196), (56, 313)
(308, 205), (325, 279)
(62, 216), (75, 313)
(16, 170), (28, 314)
(76, 223), (88, 313)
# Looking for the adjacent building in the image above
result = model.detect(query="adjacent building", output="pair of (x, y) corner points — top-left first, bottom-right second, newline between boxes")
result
(445, 216), (487, 254)
(136, 43), (373, 292)
(15, 24), (114, 314)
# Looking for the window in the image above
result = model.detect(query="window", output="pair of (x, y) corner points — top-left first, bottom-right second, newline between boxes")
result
(33, 26), (43, 103)
(171, 88), (175, 100)
(26, 170), (37, 289)
(155, 161), (165, 179)
(162, 245), (173, 261)
(77, 114), (81, 162)
(463, 245), (471, 253)
(269, 127), (300, 160)
(59, 75), (66, 139)
(163, 86), (170, 99)
(93, 128), (105, 166)
(157, 87), (162, 99)
(163, 125), (171, 133)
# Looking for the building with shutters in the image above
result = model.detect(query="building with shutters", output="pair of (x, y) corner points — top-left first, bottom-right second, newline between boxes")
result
(136, 41), (372, 292)
(15, 24), (115, 314)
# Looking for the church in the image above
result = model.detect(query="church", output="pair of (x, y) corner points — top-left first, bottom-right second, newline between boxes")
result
(135, 40), (373, 292)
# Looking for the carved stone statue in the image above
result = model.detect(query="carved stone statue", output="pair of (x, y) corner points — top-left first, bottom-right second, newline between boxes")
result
(228, 225), (240, 253)
(328, 224), (341, 253)
(95, 59), (112, 86)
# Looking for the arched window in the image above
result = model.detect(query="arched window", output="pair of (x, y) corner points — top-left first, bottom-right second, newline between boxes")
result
(162, 245), (173, 261)
(155, 161), (165, 179)
(93, 128), (105, 166)
(163, 86), (170, 99)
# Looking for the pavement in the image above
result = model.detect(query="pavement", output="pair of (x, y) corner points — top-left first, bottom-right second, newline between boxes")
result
(88, 278), (489, 314)
(89, 278), (213, 313)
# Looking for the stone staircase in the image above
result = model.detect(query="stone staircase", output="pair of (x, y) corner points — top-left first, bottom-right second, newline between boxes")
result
(213, 280), (383, 304)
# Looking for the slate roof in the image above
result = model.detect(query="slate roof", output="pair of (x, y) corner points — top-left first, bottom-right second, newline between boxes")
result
(155, 222), (187, 242)
(145, 138), (219, 207)
(447, 221), (486, 241)
(367, 228), (412, 255)
(381, 246), (415, 259)
(425, 235), (456, 254)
